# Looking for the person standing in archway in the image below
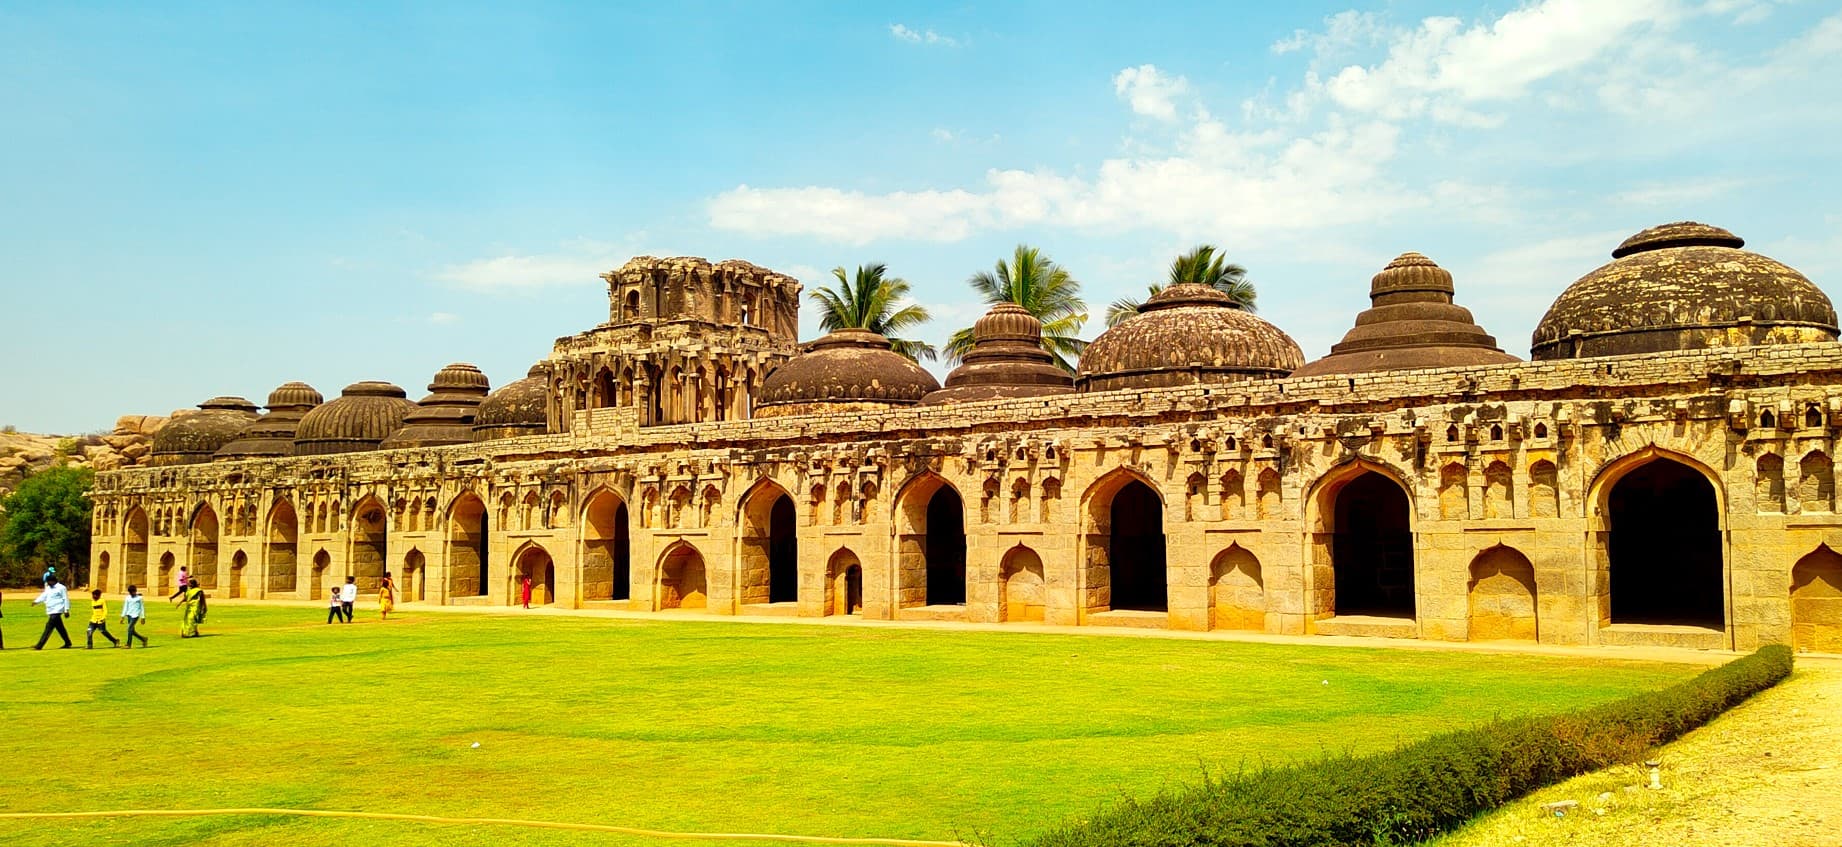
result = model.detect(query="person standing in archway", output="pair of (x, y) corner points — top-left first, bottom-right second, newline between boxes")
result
(378, 571), (396, 621)
(521, 573), (534, 609)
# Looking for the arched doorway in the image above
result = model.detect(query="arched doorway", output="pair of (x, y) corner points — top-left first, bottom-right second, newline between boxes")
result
(1468, 545), (1537, 641)
(826, 548), (863, 616)
(999, 545), (1046, 622)
(123, 507), (149, 590)
(190, 505), (220, 590)
(228, 550), (247, 598)
(583, 490), (630, 602)
(1330, 472), (1414, 617)
(895, 475), (966, 608)
(739, 482), (798, 606)
(448, 493), (488, 597)
(350, 497), (388, 593)
(658, 543), (707, 610)
(515, 545), (556, 606)
(403, 549), (427, 603)
(1210, 545), (1263, 630)
(310, 549), (331, 601)
(1607, 459), (1722, 626)
(1790, 546), (1842, 651)
(96, 552), (111, 593)
(158, 551), (176, 596)
(1108, 480), (1166, 612)
(267, 501), (298, 594)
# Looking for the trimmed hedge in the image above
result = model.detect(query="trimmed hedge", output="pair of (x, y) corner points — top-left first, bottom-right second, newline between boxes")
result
(1028, 645), (1793, 847)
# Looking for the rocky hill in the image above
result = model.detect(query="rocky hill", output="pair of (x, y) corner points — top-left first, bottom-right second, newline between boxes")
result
(0, 415), (168, 496)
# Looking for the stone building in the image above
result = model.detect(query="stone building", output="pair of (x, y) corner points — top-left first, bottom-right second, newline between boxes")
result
(85, 232), (1842, 652)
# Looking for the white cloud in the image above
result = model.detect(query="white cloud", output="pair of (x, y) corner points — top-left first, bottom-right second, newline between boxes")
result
(889, 24), (960, 47)
(432, 236), (650, 293)
(1271, 10), (1385, 62)
(427, 312), (461, 325)
(1113, 64), (1190, 121)
(931, 128), (956, 143)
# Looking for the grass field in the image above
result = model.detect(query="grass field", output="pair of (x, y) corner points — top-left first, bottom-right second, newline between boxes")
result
(0, 600), (1698, 846)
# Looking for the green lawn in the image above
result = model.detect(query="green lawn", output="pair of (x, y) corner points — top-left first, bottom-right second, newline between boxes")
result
(0, 600), (1696, 846)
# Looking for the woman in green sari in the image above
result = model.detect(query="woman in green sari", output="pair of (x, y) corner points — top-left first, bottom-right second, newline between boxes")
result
(170, 577), (205, 638)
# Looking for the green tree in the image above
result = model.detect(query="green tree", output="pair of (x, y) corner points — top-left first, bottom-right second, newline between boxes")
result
(0, 465), (94, 586)
(810, 264), (937, 362)
(944, 245), (1089, 372)
(1106, 244), (1257, 327)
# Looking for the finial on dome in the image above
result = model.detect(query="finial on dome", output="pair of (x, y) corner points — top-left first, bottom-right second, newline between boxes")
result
(1610, 221), (1744, 259)
(1370, 252), (1454, 302)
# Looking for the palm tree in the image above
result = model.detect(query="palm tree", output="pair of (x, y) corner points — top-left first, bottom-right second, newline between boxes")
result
(809, 264), (936, 362)
(1105, 245), (1256, 327)
(944, 245), (1088, 372)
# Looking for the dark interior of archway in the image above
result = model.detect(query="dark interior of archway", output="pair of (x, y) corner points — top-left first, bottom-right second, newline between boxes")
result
(769, 495), (798, 603)
(1609, 460), (1723, 626)
(613, 502), (631, 601)
(1110, 480), (1167, 611)
(476, 510), (490, 596)
(1332, 472), (1414, 616)
(845, 564), (863, 614)
(925, 488), (967, 605)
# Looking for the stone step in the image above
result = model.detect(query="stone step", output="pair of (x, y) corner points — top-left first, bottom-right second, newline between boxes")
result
(1086, 609), (1170, 629)
(894, 604), (969, 622)
(1600, 623), (1727, 649)
(1314, 614), (1419, 639)
(738, 601), (801, 617)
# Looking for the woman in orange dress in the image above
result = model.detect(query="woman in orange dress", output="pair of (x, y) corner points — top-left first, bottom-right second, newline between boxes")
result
(378, 571), (395, 621)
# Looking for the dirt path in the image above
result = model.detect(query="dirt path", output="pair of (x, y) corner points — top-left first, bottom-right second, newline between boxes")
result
(1434, 658), (1842, 846)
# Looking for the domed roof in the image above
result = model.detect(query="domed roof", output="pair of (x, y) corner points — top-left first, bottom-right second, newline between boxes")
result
(384, 363), (492, 449)
(293, 381), (417, 455)
(214, 382), (323, 461)
(1292, 253), (1520, 377)
(150, 397), (261, 466)
(473, 363), (551, 441)
(1532, 222), (1838, 360)
(756, 329), (940, 417)
(922, 303), (1073, 405)
(1077, 283), (1304, 392)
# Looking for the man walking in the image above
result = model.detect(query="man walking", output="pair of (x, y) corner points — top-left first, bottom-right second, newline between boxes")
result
(121, 585), (150, 648)
(339, 576), (357, 623)
(31, 577), (73, 650)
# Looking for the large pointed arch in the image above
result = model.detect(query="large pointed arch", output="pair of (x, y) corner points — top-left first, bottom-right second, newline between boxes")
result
(188, 501), (220, 590)
(581, 486), (630, 602)
(1080, 467), (1168, 615)
(737, 478), (798, 606)
(1590, 448), (1724, 628)
(122, 505), (150, 591)
(656, 541), (708, 610)
(510, 540), (556, 606)
(265, 498), (300, 594)
(1304, 458), (1417, 620)
(892, 471), (965, 608)
(447, 491), (489, 598)
(348, 494), (389, 594)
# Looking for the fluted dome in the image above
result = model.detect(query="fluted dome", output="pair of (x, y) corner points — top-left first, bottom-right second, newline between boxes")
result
(473, 364), (551, 441)
(214, 382), (324, 460)
(1077, 284), (1304, 392)
(756, 329), (940, 417)
(1292, 253), (1519, 377)
(922, 303), (1073, 404)
(150, 397), (261, 466)
(1532, 222), (1838, 360)
(383, 363), (493, 449)
(293, 381), (417, 455)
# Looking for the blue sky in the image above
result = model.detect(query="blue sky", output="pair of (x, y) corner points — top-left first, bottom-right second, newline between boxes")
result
(2, 0), (1839, 433)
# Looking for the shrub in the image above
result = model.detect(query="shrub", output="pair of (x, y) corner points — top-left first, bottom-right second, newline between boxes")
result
(1028, 646), (1792, 847)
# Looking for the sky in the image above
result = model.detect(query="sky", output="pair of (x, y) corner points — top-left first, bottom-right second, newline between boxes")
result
(2, 0), (1840, 434)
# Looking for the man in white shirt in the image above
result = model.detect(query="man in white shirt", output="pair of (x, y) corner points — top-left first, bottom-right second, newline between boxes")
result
(339, 576), (357, 623)
(32, 578), (73, 650)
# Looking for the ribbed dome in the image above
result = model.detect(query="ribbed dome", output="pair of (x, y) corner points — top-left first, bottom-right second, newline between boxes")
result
(1292, 253), (1519, 377)
(756, 329), (940, 417)
(1077, 283), (1304, 392)
(150, 397), (261, 466)
(473, 364), (551, 441)
(922, 303), (1073, 405)
(384, 363), (493, 449)
(215, 382), (324, 460)
(293, 381), (417, 455)
(1533, 222), (1838, 360)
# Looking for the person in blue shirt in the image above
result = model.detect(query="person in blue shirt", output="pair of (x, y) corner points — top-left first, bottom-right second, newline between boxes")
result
(31, 578), (73, 650)
(121, 585), (149, 648)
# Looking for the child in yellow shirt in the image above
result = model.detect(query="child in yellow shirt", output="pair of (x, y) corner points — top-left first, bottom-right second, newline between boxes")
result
(86, 589), (121, 649)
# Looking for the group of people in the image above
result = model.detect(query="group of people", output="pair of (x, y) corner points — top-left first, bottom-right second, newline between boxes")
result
(2, 565), (205, 651)
(326, 572), (396, 624)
